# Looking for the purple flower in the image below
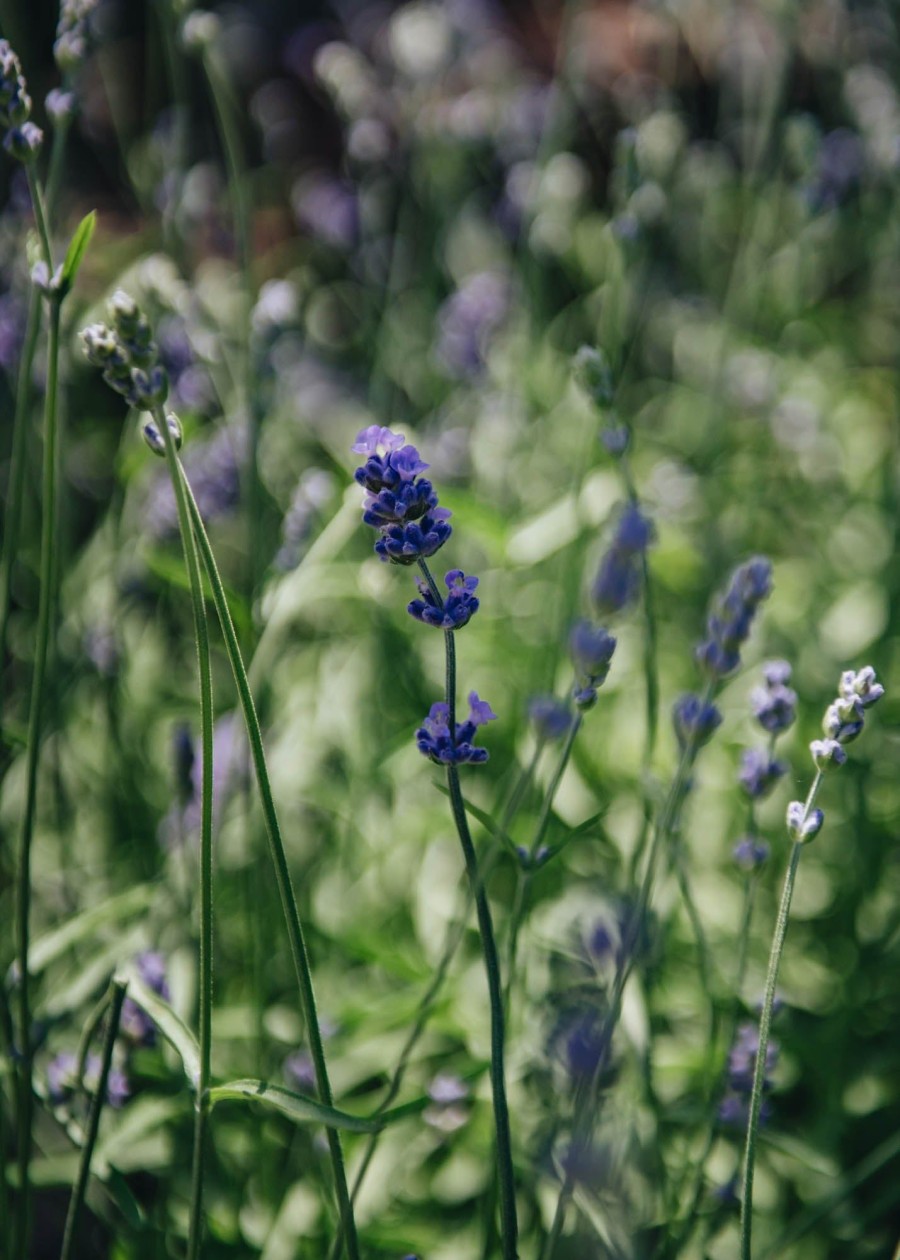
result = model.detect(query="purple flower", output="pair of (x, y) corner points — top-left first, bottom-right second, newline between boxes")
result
(840, 666), (884, 709)
(284, 1050), (316, 1093)
(673, 693), (722, 750)
(751, 660), (797, 733)
(810, 738), (847, 770)
(527, 695), (572, 741)
(738, 748), (787, 799)
(569, 620), (616, 709)
(434, 271), (509, 379)
(592, 503), (654, 615)
(416, 693), (496, 766)
(558, 1009), (608, 1080)
(727, 1022), (778, 1094)
(352, 427), (452, 565)
(733, 836), (770, 870)
(822, 697), (865, 744)
(408, 569), (479, 630)
(122, 951), (171, 1046)
(696, 557), (773, 679)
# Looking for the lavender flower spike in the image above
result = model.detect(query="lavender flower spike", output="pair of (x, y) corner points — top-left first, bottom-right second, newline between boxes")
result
(570, 620), (616, 710)
(352, 426), (452, 565)
(416, 692), (497, 766)
(696, 556), (773, 679)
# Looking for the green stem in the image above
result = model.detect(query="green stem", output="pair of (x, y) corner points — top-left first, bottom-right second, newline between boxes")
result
(24, 165), (53, 273)
(739, 772), (823, 1259)
(418, 558), (518, 1260)
(182, 475), (359, 1260)
(13, 293), (61, 1260)
(59, 980), (127, 1260)
(0, 288), (41, 694)
(153, 405), (215, 1260)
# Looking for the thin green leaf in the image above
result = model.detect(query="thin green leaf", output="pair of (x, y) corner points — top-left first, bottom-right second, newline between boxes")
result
(208, 1079), (381, 1133)
(59, 210), (97, 293)
(19, 885), (154, 980)
(117, 972), (200, 1089)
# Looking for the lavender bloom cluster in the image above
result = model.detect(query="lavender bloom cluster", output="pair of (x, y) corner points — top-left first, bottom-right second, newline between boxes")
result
(696, 557), (773, 679)
(352, 425), (452, 565)
(0, 40), (42, 163)
(674, 557), (774, 753)
(416, 694), (497, 766)
(408, 570), (479, 630)
(719, 1021), (779, 1129)
(569, 621), (616, 711)
(592, 503), (655, 615)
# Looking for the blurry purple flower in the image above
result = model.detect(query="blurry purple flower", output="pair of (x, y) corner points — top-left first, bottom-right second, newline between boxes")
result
(0, 291), (26, 371)
(733, 836), (769, 871)
(292, 172), (359, 249)
(570, 620), (616, 709)
(284, 1050), (316, 1093)
(435, 271), (509, 379)
(751, 660), (797, 734)
(592, 503), (654, 616)
(810, 129), (864, 210)
(122, 951), (171, 1047)
(527, 695), (571, 741)
(275, 468), (335, 571)
(696, 557), (772, 679)
(673, 693), (722, 750)
(738, 748), (787, 799)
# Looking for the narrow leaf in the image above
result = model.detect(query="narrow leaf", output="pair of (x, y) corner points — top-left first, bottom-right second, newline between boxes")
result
(117, 972), (200, 1089)
(60, 210), (97, 292)
(208, 1079), (381, 1133)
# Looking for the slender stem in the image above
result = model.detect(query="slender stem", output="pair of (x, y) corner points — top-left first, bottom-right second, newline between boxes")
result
(447, 764), (518, 1260)
(13, 294), (61, 1259)
(739, 772), (823, 1258)
(418, 558), (517, 1260)
(181, 474), (359, 1260)
(60, 979), (127, 1260)
(0, 287), (41, 691)
(153, 405), (215, 1260)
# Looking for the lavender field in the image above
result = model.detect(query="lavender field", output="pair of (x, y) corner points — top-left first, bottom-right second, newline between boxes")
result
(0, 1), (898, 1257)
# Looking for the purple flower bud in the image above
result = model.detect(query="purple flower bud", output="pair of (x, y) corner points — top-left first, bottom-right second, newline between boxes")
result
(673, 693), (722, 750)
(696, 557), (773, 679)
(738, 748), (787, 799)
(142, 412), (183, 457)
(527, 695), (572, 741)
(733, 836), (770, 870)
(839, 666), (884, 709)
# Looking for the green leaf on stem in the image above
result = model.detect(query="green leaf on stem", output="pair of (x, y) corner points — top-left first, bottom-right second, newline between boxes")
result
(116, 972), (201, 1089)
(208, 1079), (381, 1133)
(59, 210), (97, 294)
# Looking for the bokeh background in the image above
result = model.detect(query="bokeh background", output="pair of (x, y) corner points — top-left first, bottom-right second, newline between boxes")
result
(0, 1), (898, 1257)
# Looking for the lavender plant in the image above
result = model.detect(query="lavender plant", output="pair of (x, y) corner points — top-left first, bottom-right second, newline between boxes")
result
(351, 423), (517, 1260)
(740, 667), (885, 1258)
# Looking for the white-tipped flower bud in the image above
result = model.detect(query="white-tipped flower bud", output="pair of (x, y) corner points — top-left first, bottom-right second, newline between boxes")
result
(142, 412), (183, 457)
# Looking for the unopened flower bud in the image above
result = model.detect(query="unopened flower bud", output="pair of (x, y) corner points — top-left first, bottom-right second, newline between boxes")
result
(142, 412), (183, 456)
(3, 120), (43, 162)
(130, 364), (169, 409)
(810, 738), (847, 771)
(786, 801), (824, 843)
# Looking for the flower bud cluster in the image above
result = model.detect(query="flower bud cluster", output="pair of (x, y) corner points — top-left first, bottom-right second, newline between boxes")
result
(569, 620), (617, 711)
(787, 665), (883, 844)
(416, 694), (497, 766)
(54, 0), (100, 74)
(0, 40), (42, 163)
(352, 425), (451, 565)
(81, 290), (170, 412)
(408, 569), (479, 630)
(696, 557), (773, 679)
(592, 502), (654, 615)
